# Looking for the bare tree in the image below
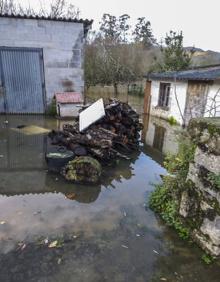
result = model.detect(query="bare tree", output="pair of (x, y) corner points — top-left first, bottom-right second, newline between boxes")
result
(204, 87), (220, 117)
(173, 77), (186, 125)
(0, 0), (16, 14)
(48, 0), (80, 18)
(0, 0), (80, 18)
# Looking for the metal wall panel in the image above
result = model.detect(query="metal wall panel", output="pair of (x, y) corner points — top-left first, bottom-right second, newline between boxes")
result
(0, 62), (4, 113)
(0, 48), (45, 114)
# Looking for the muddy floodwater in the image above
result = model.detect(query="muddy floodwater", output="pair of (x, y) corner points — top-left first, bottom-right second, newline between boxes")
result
(0, 101), (220, 281)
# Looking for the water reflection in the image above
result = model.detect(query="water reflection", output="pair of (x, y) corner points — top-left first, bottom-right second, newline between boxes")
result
(0, 113), (178, 203)
(142, 114), (180, 157)
(1, 115), (220, 282)
(0, 115), (141, 204)
(0, 114), (179, 203)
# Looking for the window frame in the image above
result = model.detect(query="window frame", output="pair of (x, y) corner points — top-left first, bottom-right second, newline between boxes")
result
(157, 82), (171, 110)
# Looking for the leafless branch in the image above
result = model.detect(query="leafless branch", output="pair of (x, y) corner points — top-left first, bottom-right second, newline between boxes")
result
(173, 77), (186, 125)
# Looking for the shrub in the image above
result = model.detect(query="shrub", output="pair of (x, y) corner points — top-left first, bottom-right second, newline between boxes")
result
(207, 173), (220, 190)
(149, 137), (195, 240)
(47, 98), (57, 116)
(168, 116), (178, 126)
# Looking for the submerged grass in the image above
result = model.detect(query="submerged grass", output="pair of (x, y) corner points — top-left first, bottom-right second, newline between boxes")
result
(149, 183), (190, 240)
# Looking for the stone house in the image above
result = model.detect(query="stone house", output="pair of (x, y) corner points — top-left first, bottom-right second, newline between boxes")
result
(0, 14), (92, 114)
(144, 65), (220, 125)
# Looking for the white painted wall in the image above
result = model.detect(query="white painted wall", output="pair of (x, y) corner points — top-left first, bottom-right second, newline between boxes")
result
(150, 80), (188, 124)
(57, 103), (82, 117)
(204, 80), (220, 117)
(0, 17), (85, 108)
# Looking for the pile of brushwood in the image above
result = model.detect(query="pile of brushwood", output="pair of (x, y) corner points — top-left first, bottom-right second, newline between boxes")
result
(49, 99), (143, 165)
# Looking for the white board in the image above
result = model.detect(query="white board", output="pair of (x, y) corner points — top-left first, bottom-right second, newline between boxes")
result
(79, 98), (105, 132)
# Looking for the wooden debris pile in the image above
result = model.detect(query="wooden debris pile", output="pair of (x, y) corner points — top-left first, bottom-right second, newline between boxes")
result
(48, 100), (143, 165)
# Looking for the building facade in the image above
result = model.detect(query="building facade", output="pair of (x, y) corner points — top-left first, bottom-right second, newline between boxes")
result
(0, 14), (92, 114)
(144, 66), (220, 125)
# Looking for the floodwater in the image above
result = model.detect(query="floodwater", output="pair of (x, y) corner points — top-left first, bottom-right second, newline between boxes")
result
(86, 89), (144, 114)
(0, 102), (220, 281)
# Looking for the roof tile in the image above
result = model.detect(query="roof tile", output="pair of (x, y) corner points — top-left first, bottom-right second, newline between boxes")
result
(146, 65), (220, 81)
(55, 93), (83, 104)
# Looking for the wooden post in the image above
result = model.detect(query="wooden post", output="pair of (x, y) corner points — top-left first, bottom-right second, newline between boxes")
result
(143, 80), (152, 114)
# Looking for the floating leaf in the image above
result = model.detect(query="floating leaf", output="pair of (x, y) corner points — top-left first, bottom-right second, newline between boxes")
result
(48, 240), (58, 248)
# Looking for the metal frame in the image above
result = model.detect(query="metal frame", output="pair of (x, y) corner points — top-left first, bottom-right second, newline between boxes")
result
(0, 46), (46, 114)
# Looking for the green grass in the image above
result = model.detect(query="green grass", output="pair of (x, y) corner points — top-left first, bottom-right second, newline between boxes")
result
(201, 254), (215, 265)
(149, 184), (190, 240)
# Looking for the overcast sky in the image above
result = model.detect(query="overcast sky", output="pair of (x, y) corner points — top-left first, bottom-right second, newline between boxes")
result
(23, 0), (219, 51)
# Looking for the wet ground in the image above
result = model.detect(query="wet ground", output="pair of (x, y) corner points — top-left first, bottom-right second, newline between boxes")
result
(0, 109), (220, 281)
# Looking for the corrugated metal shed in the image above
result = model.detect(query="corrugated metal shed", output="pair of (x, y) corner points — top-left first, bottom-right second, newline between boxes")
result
(145, 65), (220, 81)
(55, 93), (83, 104)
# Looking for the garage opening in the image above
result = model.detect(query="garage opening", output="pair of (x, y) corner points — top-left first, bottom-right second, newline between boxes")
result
(0, 47), (45, 114)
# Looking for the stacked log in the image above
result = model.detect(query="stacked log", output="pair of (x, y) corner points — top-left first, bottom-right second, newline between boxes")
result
(48, 99), (143, 165)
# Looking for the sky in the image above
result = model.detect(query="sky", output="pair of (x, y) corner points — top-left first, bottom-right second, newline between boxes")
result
(22, 0), (220, 52)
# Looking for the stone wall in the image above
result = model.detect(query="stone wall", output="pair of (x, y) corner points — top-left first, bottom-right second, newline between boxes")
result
(179, 118), (220, 256)
(0, 17), (85, 105)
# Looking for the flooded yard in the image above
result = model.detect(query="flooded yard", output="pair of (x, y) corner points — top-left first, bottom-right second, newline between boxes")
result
(0, 108), (220, 281)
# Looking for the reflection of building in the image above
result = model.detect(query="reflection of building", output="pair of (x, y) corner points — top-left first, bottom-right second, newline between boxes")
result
(0, 118), (101, 203)
(0, 116), (48, 197)
(143, 115), (179, 156)
(153, 126), (166, 152)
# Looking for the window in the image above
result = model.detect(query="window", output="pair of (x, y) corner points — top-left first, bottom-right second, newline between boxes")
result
(158, 83), (171, 109)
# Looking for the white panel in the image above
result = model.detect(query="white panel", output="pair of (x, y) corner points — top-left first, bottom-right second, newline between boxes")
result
(79, 99), (105, 132)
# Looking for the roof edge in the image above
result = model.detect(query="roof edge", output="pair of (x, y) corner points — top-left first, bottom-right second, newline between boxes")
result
(0, 13), (93, 32)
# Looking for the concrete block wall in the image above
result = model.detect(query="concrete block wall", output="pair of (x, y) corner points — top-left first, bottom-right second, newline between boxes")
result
(0, 17), (85, 105)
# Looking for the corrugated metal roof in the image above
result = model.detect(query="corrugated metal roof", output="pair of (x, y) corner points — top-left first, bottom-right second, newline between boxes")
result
(146, 65), (220, 81)
(55, 92), (83, 104)
(0, 13), (93, 31)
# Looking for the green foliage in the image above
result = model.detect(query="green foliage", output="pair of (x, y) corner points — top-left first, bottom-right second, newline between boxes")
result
(164, 139), (196, 180)
(149, 138), (196, 240)
(47, 99), (57, 116)
(149, 185), (190, 240)
(159, 31), (194, 71)
(168, 116), (178, 126)
(128, 84), (144, 96)
(85, 14), (157, 95)
(133, 17), (157, 48)
(201, 254), (215, 265)
(207, 173), (220, 190)
(99, 13), (131, 44)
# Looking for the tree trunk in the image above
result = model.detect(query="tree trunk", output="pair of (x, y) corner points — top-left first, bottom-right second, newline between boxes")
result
(84, 84), (91, 105)
(126, 83), (130, 104)
(113, 83), (118, 98)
